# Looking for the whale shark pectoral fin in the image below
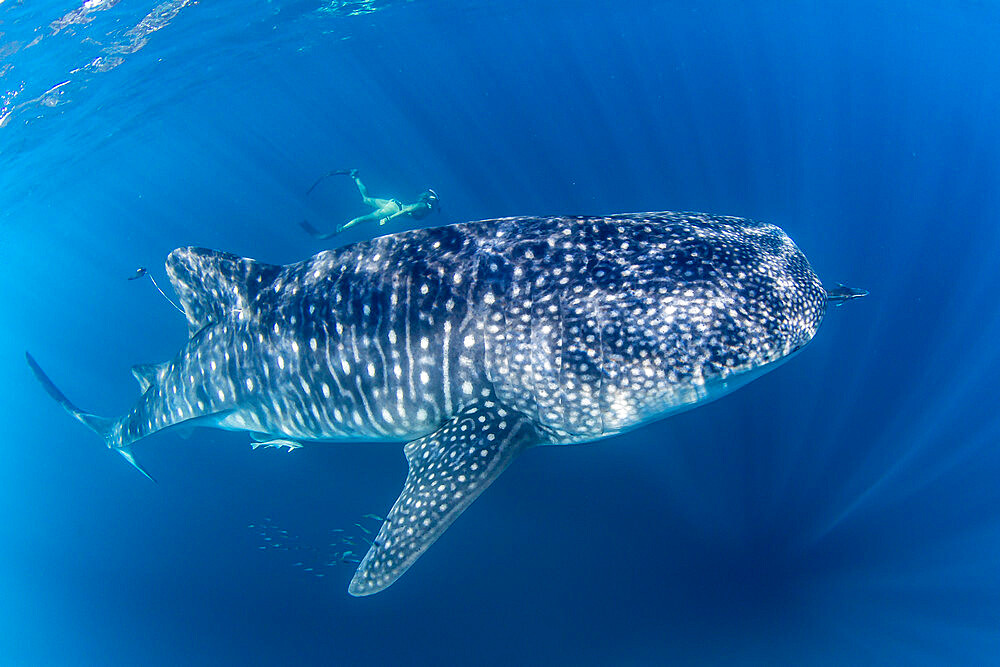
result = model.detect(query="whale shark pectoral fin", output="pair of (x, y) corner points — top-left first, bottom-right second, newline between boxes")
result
(116, 446), (157, 483)
(348, 399), (539, 596)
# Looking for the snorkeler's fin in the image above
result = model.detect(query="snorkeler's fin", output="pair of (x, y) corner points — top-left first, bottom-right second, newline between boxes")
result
(348, 397), (538, 596)
(299, 220), (324, 238)
(306, 169), (355, 196)
(25, 352), (156, 483)
(299, 220), (342, 240)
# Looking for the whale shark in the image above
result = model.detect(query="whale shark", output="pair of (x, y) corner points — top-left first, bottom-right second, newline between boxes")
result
(27, 211), (857, 595)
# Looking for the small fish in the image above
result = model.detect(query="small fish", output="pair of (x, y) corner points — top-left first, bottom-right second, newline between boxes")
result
(362, 514), (384, 522)
(354, 523), (372, 535)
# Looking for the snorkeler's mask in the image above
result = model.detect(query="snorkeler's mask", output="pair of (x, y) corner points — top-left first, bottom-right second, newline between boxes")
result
(420, 189), (440, 209)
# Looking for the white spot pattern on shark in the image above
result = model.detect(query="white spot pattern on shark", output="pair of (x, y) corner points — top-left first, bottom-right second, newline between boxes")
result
(28, 211), (845, 595)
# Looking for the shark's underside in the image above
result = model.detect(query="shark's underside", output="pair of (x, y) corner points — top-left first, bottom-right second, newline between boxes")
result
(28, 211), (834, 595)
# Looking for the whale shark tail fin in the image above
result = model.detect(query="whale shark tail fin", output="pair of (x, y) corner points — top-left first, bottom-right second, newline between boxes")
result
(25, 352), (156, 483)
(165, 247), (282, 336)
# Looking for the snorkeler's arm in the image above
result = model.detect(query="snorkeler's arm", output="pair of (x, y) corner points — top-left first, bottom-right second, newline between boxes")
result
(385, 202), (434, 224)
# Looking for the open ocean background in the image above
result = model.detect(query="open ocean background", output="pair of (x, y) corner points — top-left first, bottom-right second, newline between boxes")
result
(3, 1), (1000, 664)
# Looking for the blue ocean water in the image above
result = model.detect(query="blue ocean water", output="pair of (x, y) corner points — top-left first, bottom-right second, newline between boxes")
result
(3, 0), (1000, 663)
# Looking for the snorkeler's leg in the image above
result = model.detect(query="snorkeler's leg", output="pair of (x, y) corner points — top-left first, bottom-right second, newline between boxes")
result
(351, 173), (383, 208)
(337, 212), (383, 233)
(300, 214), (375, 239)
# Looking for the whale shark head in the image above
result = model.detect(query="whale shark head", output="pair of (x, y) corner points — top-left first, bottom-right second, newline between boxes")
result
(651, 216), (827, 366)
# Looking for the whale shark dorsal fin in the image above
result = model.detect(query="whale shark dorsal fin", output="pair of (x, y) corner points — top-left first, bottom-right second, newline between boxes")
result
(165, 247), (282, 336)
(130, 362), (168, 393)
(349, 398), (538, 596)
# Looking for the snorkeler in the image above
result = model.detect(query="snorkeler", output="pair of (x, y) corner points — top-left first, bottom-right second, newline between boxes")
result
(300, 169), (440, 239)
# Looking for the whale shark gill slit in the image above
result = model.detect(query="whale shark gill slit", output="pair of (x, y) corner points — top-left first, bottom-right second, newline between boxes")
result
(349, 397), (539, 596)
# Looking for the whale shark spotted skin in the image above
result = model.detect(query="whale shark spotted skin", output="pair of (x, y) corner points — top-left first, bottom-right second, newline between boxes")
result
(28, 211), (830, 595)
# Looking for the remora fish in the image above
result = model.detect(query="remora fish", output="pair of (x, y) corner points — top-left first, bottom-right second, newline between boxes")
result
(27, 211), (862, 595)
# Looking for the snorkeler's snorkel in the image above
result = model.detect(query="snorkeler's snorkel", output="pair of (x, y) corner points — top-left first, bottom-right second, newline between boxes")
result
(421, 189), (441, 213)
